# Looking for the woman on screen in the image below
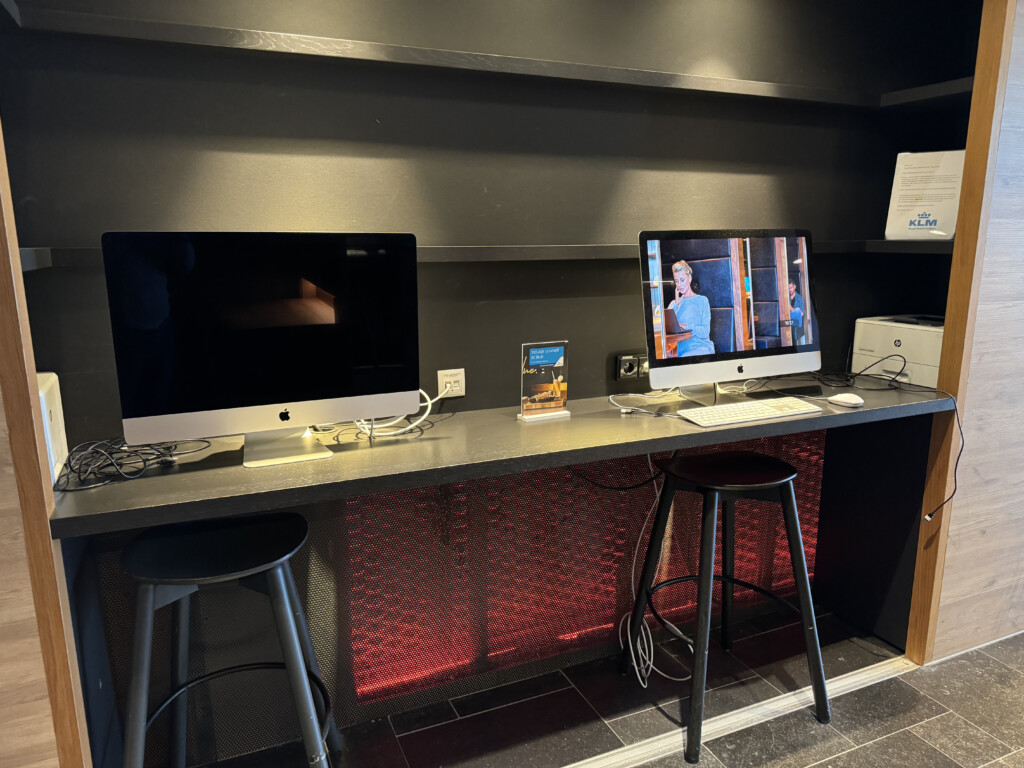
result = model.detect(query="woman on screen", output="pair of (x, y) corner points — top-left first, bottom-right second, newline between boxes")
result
(667, 260), (715, 357)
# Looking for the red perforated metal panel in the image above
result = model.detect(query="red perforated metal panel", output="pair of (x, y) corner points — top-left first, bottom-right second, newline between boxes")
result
(338, 432), (824, 704)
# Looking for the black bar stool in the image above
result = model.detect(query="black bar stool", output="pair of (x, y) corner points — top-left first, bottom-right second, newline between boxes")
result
(120, 513), (342, 768)
(622, 451), (830, 764)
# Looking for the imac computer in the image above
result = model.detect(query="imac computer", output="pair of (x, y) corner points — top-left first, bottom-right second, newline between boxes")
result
(101, 232), (420, 467)
(639, 229), (820, 391)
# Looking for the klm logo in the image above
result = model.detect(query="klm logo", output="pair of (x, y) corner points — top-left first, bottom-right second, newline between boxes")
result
(909, 211), (938, 228)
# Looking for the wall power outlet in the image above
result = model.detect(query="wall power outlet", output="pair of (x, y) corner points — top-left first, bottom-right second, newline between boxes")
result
(437, 368), (466, 397)
(616, 354), (649, 380)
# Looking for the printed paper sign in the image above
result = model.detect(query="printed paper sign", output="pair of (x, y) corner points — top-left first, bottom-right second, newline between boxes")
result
(885, 150), (965, 240)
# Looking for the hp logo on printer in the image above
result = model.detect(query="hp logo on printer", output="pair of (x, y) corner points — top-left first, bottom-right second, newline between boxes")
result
(894, 339), (902, 348)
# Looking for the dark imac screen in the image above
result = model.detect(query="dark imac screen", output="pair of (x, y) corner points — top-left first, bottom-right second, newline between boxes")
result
(641, 230), (817, 362)
(102, 232), (419, 419)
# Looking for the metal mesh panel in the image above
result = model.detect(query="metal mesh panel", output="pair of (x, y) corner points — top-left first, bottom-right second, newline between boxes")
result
(95, 431), (824, 766)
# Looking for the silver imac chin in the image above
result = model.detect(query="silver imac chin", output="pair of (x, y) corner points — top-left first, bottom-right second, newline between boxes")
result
(648, 351), (821, 391)
(123, 390), (421, 468)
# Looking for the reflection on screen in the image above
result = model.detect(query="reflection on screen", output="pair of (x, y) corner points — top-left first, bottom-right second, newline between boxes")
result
(644, 236), (813, 361)
(103, 232), (419, 419)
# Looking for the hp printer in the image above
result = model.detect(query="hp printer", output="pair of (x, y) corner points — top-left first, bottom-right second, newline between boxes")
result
(851, 315), (943, 387)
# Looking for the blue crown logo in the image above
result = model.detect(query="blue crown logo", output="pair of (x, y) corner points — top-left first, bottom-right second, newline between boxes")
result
(917, 211), (931, 218)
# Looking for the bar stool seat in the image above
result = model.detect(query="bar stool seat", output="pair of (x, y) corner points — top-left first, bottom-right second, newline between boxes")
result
(656, 451), (797, 490)
(121, 513), (341, 768)
(122, 514), (308, 585)
(623, 451), (830, 764)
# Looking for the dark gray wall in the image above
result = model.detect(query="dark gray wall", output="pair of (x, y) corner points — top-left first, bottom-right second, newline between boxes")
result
(1, 30), (895, 249)
(23, 252), (647, 445)
(1, 2), (980, 442)
(5, 0), (903, 91)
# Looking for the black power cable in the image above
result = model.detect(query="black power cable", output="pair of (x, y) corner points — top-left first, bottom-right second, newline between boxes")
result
(568, 465), (663, 491)
(54, 438), (212, 491)
(806, 354), (964, 523)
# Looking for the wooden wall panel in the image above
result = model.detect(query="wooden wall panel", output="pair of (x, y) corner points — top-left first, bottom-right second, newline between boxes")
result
(0, 114), (91, 765)
(932, 0), (1024, 659)
(905, 0), (1017, 665)
(0, 390), (58, 768)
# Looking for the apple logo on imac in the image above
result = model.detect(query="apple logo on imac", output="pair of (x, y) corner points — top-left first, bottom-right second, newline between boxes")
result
(737, 365), (744, 374)
(279, 409), (291, 422)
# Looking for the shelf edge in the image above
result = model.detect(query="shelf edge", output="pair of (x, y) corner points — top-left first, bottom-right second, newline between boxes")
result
(18, 6), (877, 106)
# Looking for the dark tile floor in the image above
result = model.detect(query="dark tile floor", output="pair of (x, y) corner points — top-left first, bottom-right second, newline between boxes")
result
(703, 632), (1024, 768)
(208, 625), (1024, 768)
(205, 606), (892, 768)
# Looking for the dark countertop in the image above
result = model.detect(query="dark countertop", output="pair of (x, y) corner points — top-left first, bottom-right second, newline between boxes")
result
(50, 382), (954, 539)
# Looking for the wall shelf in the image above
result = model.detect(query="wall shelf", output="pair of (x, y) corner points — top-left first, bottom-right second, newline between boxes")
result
(418, 240), (955, 262)
(0, 2), (937, 109)
(417, 245), (635, 263)
(880, 77), (974, 108)
(26, 241), (954, 268)
(815, 240), (955, 255)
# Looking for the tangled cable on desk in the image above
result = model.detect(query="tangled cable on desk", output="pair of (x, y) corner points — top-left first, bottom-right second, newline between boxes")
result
(54, 438), (212, 492)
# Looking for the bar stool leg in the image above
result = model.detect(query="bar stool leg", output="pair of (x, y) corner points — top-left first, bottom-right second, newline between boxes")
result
(266, 565), (330, 768)
(621, 477), (677, 674)
(170, 595), (190, 768)
(779, 481), (831, 724)
(283, 563), (344, 755)
(721, 498), (735, 651)
(124, 584), (155, 768)
(685, 490), (720, 765)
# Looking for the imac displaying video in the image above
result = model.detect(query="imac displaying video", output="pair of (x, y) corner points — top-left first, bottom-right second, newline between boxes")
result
(639, 230), (820, 389)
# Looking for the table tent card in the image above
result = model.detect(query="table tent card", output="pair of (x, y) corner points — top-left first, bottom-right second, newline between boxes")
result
(519, 341), (570, 422)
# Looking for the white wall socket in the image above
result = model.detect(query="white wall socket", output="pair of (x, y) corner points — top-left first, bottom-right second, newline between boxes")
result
(437, 368), (466, 398)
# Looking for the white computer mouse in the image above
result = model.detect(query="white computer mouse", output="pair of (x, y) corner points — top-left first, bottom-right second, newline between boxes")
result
(827, 392), (865, 408)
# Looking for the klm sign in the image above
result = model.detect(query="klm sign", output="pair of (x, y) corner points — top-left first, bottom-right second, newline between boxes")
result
(909, 211), (938, 228)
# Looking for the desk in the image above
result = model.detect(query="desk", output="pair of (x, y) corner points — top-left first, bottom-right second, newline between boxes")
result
(50, 385), (953, 539)
(54, 384), (953, 765)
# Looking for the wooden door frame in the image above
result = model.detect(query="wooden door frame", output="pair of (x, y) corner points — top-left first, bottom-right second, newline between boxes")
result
(0, 113), (91, 766)
(905, 0), (1018, 665)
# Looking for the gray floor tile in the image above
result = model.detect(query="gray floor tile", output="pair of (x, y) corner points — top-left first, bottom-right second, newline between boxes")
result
(730, 616), (899, 694)
(335, 718), (410, 768)
(608, 677), (781, 745)
(912, 712), (1013, 768)
(903, 651), (1024, 749)
(565, 647), (691, 720)
(706, 708), (851, 768)
(398, 687), (622, 768)
(808, 730), (960, 768)
(450, 671), (571, 717)
(606, 701), (687, 745)
(640, 746), (726, 767)
(390, 700), (458, 736)
(993, 750), (1024, 767)
(983, 634), (1024, 675)
(827, 677), (947, 745)
(661, 638), (760, 691)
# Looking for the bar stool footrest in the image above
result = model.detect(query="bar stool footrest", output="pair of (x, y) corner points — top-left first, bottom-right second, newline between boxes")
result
(647, 574), (803, 631)
(145, 661), (334, 742)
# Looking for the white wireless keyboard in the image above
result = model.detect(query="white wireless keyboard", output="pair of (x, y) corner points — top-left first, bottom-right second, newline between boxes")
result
(678, 397), (822, 427)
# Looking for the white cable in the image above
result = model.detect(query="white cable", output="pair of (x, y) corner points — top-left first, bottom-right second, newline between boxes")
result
(616, 454), (692, 688)
(608, 387), (680, 409)
(717, 379), (763, 395)
(353, 385), (451, 438)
